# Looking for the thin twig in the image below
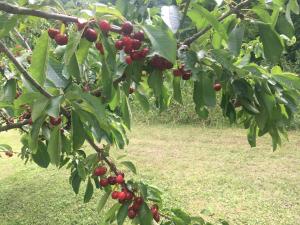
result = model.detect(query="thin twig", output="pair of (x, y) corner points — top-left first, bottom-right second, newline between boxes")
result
(14, 28), (32, 51)
(182, 0), (252, 45)
(0, 2), (78, 23)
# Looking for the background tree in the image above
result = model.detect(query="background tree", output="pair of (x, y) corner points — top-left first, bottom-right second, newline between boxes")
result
(0, 0), (299, 224)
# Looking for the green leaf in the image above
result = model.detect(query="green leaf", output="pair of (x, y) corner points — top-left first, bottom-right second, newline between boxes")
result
(143, 23), (177, 63)
(173, 76), (183, 104)
(271, 72), (300, 90)
(64, 29), (85, 64)
(77, 160), (87, 180)
(148, 70), (163, 98)
(172, 208), (191, 224)
(29, 31), (49, 85)
(120, 161), (137, 174)
(29, 116), (46, 154)
(135, 91), (150, 112)
(46, 96), (63, 118)
(94, 3), (125, 20)
(258, 22), (283, 64)
(0, 144), (12, 151)
(32, 97), (49, 121)
(76, 39), (92, 65)
(247, 124), (257, 147)
(137, 203), (152, 225)
(276, 15), (294, 38)
(117, 202), (130, 225)
(84, 178), (94, 203)
(71, 171), (81, 194)
(104, 203), (121, 222)
(193, 5), (228, 41)
(67, 54), (81, 83)
(120, 95), (132, 130)
(100, 60), (114, 101)
(2, 79), (16, 103)
(288, 0), (299, 15)
(97, 190), (111, 214)
(47, 126), (62, 166)
(32, 141), (50, 168)
(193, 73), (216, 109)
(0, 15), (18, 38)
(72, 111), (86, 150)
(228, 24), (245, 56)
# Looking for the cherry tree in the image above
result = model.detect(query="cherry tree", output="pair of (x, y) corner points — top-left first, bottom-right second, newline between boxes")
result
(0, 0), (299, 224)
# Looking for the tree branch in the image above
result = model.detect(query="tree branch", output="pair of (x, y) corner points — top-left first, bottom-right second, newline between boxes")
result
(0, 2), (78, 23)
(182, 0), (252, 45)
(0, 40), (52, 98)
(0, 119), (30, 132)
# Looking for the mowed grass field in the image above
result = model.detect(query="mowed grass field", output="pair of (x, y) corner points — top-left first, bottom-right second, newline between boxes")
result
(0, 125), (300, 225)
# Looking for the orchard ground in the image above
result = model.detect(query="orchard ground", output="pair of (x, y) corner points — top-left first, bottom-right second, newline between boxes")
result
(0, 125), (300, 225)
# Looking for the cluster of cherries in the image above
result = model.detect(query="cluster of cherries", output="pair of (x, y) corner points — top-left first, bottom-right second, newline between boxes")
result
(94, 165), (160, 222)
(172, 64), (192, 80)
(111, 21), (149, 65)
(48, 19), (150, 65)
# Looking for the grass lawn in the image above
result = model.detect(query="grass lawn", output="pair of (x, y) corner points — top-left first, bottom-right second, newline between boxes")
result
(0, 125), (300, 225)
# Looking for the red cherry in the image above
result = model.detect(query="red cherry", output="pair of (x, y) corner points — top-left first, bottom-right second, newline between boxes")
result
(15, 91), (21, 99)
(128, 209), (136, 219)
(95, 42), (104, 55)
(132, 203), (140, 211)
(48, 28), (59, 39)
(50, 116), (62, 126)
(99, 20), (111, 33)
(111, 191), (119, 199)
(182, 71), (192, 80)
(150, 204), (159, 215)
(115, 40), (123, 50)
(129, 87), (135, 94)
(130, 51), (140, 60)
(133, 31), (144, 41)
(122, 36), (132, 48)
(116, 174), (124, 184)
(108, 176), (117, 185)
(132, 39), (141, 50)
(125, 56), (133, 65)
(76, 19), (87, 31)
(140, 48), (149, 58)
(153, 213), (160, 222)
(134, 197), (143, 206)
(99, 178), (109, 187)
(122, 21), (133, 35)
(125, 191), (134, 200)
(84, 28), (98, 42)
(163, 59), (173, 70)
(83, 84), (90, 92)
(213, 83), (222, 91)
(5, 151), (13, 157)
(55, 34), (68, 45)
(124, 45), (133, 54)
(94, 166), (107, 176)
(118, 191), (127, 201)
(173, 69), (182, 77)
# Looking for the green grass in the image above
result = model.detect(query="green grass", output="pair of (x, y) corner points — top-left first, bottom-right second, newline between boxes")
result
(0, 125), (300, 225)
